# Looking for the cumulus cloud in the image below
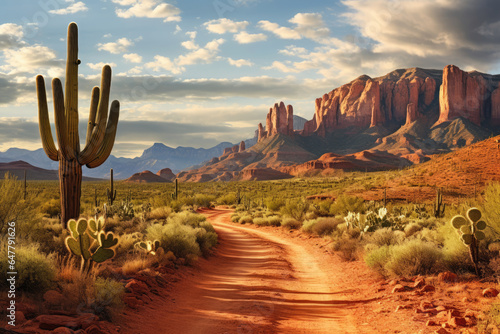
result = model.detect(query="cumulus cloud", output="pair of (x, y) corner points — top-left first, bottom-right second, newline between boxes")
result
(49, 1), (88, 15)
(0, 45), (64, 76)
(203, 18), (249, 34)
(0, 23), (25, 50)
(97, 37), (133, 54)
(87, 62), (118, 70)
(258, 21), (301, 39)
(233, 31), (267, 44)
(112, 0), (181, 22)
(227, 58), (253, 67)
(123, 53), (143, 63)
(145, 38), (225, 74)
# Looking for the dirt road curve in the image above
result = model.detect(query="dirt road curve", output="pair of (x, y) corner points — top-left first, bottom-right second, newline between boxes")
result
(123, 208), (372, 334)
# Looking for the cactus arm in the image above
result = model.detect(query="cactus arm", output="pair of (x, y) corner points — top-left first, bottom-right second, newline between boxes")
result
(36, 75), (59, 161)
(79, 66), (112, 164)
(85, 86), (100, 146)
(65, 22), (80, 154)
(52, 78), (74, 160)
(86, 100), (120, 168)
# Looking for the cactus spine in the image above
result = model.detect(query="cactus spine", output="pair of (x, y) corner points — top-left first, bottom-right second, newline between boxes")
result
(37, 23), (119, 227)
(451, 207), (487, 276)
(433, 188), (445, 218)
(107, 168), (116, 205)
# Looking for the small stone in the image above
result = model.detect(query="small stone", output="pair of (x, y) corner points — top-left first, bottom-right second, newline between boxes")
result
(482, 288), (499, 298)
(392, 284), (406, 293)
(85, 325), (106, 334)
(426, 320), (438, 326)
(448, 317), (467, 328)
(464, 309), (477, 319)
(421, 285), (436, 292)
(123, 295), (144, 309)
(438, 272), (458, 283)
(388, 279), (399, 286)
(36, 315), (80, 331)
(414, 277), (426, 288)
(436, 306), (447, 312)
(435, 328), (450, 334)
(125, 279), (149, 295)
(421, 301), (434, 309)
(395, 305), (407, 312)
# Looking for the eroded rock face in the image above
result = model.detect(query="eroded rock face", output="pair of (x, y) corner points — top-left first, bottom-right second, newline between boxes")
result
(258, 101), (294, 142)
(239, 141), (245, 152)
(405, 103), (418, 126)
(157, 168), (176, 181)
(437, 65), (482, 126)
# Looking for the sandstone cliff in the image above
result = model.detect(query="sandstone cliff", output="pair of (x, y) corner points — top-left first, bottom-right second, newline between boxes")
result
(258, 101), (294, 142)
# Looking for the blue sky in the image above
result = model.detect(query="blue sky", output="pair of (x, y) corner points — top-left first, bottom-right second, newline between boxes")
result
(1, 0), (500, 157)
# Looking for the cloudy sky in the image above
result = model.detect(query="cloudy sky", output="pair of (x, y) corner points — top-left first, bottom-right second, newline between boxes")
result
(1, 0), (500, 157)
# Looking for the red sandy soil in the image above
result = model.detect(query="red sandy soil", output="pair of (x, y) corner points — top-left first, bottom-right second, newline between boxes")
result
(120, 208), (499, 334)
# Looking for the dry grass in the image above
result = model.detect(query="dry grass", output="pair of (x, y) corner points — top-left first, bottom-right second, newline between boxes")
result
(122, 255), (157, 276)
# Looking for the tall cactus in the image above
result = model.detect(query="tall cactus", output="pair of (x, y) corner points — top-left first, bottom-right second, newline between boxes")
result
(434, 188), (445, 218)
(107, 168), (116, 205)
(36, 23), (119, 227)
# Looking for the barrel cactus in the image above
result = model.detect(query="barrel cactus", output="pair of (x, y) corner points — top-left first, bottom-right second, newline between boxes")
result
(451, 207), (487, 276)
(37, 22), (119, 227)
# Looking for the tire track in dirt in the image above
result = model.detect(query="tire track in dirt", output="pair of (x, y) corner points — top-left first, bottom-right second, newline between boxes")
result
(123, 208), (371, 334)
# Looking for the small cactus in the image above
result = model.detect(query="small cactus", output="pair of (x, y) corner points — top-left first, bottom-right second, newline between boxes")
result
(135, 240), (163, 256)
(171, 179), (179, 200)
(65, 217), (118, 271)
(451, 207), (487, 276)
(434, 188), (445, 218)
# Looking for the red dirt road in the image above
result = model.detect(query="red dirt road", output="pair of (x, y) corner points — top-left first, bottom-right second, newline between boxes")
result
(122, 208), (376, 334)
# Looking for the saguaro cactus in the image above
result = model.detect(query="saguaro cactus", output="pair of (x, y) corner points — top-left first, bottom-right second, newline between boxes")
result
(434, 188), (445, 218)
(171, 178), (179, 200)
(107, 168), (116, 205)
(451, 207), (487, 276)
(37, 23), (119, 227)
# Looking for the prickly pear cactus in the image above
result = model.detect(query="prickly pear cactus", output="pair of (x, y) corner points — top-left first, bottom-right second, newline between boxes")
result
(65, 217), (118, 271)
(451, 207), (487, 276)
(135, 239), (163, 255)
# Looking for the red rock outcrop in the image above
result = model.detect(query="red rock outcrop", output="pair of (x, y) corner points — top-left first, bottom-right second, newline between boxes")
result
(436, 65), (498, 125)
(258, 101), (294, 142)
(301, 69), (439, 137)
(239, 141), (245, 152)
(405, 103), (418, 126)
(240, 168), (293, 181)
(492, 87), (500, 126)
(125, 171), (169, 183)
(156, 168), (176, 181)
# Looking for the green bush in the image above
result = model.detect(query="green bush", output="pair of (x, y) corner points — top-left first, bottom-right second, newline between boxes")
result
(281, 218), (301, 230)
(329, 195), (364, 216)
(238, 216), (253, 224)
(332, 237), (360, 261)
(147, 223), (201, 258)
(311, 200), (333, 217)
(193, 194), (215, 208)
(302, 219), (317, 233)
(312, 217), (343, 236)
(253, 217), (269, 226)
(93, 277), (125, 320)
(0, 243), (56, 292)
(39, 199), (61, 218)
(218, 193), (237, 205)
(194, 228), (218, 256)
(267, 216), (281, 227)
(280, 200), (309, 220)
(365, 245), (391, 275)
(266, 198), (285, 211)
(367, 228), (404, 247)
(168, 211), (206, 228)
(231, 214), (240, 223)
(385, 239), (443, 277)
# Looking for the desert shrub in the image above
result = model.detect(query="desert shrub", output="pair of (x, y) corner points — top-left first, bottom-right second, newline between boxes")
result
(484, 182), (500, 235)
(385, 239), (443, 277)
(253, 217), (269, 226)
(0, 243), (56, 292)
(231, 214), (241, 222)
(146, 223), (200, 258)
(93, 277), (125, 320)
(199, 220), (216, 233)
(280, 200), (309, 220)
(311, 217), (343, 236)
(167, 211), (206, 228)
(404, 222), (422, 237)
(311, 200), (333, 217)
(218, 193), (237, 205)
(365, 245), (391, 275)
(332, 237), (360, 261)
(267, 216), (281, 227)
(302, 219), (318, 233)
(266, 198), (285, 211)
(367, 228), (404, 247)
(149, 206), (172, 220)
(193, 194), (215, 208)
(305, 211), (318, 220)
(0, 172), (26, 233)
(121, 256), (156, 275)
(115, 232), (142, 257)
(194, 227), (218, 256)
(39, 199), (61, 218)
(329, 195), (364, 216)
(281, 218), (301, 230)
(238, 216), (253, 224)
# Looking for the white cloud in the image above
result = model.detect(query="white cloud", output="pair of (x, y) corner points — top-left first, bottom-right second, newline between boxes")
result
(181, 40), (198, 50)
(49, 1), (88, 15)
(186, 31), (197, 40)
(0, 23), (24, 50)
(203, 18), (249, 34)
(112, 0), (181, 22)
(174, 25), (182, 34)
(145, 55), (183, 74)
(0, 45), (63, 76)
(258, 20), (301, 39)
(123, 53), (143, 63)
(177, 39), (225, 66)
(97, 37), (133, 54)
(227, 58), (253, 67)
(87, 62), (118, 70)
(233, 31), (267, 44)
